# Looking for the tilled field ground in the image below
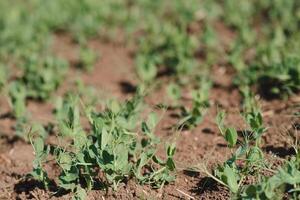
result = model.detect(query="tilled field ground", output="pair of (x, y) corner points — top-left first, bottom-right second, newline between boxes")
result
(0, 35), (299, 200)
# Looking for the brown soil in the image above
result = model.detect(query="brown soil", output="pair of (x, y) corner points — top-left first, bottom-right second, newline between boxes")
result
(0, 34), (299, 200)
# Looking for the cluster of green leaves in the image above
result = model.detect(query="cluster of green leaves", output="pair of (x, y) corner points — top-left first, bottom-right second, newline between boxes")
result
(0, 0), (132, 55)
(8, 82), (26, 119)
(166, 75), (211, 130)
(30, 94), (176, 199)
(212, 103), (300, 199)
(8, 82), (29, 139)
(241, 151), (300, 199)
(136, 23), (198, 82)
(235, 57), (300, 98)
(77, 46), (98, 72)
(18, 56), (68, 100)
(132, 0), (300, 102)
(3, 1), (300, 199)
(147, 0), (298, 99)
(133, 0), (202, 82)
(222, 0), (300, 97)
(30, 137), (51, 189)
(7, 55), (68, 134)
(179, 77), (211, 129)
(2, 0), (300, 99)
(213, 109), (267, 194)
(0, 0), (132, 105)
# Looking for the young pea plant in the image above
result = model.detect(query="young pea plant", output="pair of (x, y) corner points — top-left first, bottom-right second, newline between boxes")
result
(54, 94), (82, 138)
(179, 77), (211, 129)
(239, 85), (258, 113)
(235, 57), (300, 99)
(216, 111), (238, 148)
(77, 46), (98, 72)
(166, 83), (182, 107)
(75, 79), (98, 106)
(8, 81), (27, 119)
(135, 143), (176, 188)
(211, 108), (267, 195)
(20, 55), (68, 100)
(28, 123), (52, 190)
(135, 53), (158, 83)
(30, 93), (177, 199)
(241, 151), (300, 199)
(9, 83), (48, 140)
(8, 81), (31, 139)
(135, 21), (198, 83)
(89, 96), (176, 189)
(135, 112), (176, 188)
(201, 23), (220, 66)
(29, 136), (51, 190)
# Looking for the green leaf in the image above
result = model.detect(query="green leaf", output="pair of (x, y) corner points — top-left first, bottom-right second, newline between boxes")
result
(167, 83), (181, 102)
(101, 127), (110, 149)
(167, 144), (176, 157)
(141, 121), (151, 134)
(247, 147), (263, 163)
(34, 137), (45, 155)
(225, 127), (238, 147)
(147, 112), (158, 130)
(166, 158), (176, 171)
(73, 186), (87, 200)
(59, 153), (73, 171)
(60, 168), (79, 184)
(224, 165), (239, 193)
(110, 100), (120, 114)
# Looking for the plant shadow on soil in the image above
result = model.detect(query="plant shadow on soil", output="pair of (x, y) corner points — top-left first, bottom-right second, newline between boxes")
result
(0, 112), (14, 120)
(256, 76), (292, 100)
(13, 174), (110, 198)
(190, 176), (225, 196)
(14, 178), (69, 198)
(119, 81), (137, 94)
(156, 67), (175, 78)
(183, 170), (226, 196)
(263, 145), (296, 158)
(0, 134), (20, 146)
